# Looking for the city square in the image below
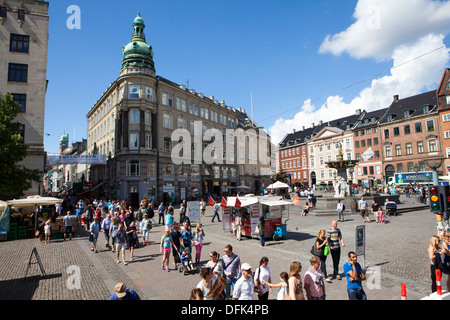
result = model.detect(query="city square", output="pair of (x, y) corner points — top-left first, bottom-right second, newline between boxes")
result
(0, 199), (439, 300)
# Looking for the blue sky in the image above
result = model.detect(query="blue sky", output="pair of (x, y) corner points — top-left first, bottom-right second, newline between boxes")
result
(44, 0), (450, 154)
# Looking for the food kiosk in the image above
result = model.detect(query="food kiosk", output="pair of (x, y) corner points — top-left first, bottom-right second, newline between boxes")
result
(223, 195), (292, 240)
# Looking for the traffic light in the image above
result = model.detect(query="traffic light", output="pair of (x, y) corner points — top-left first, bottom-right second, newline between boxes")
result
(429, 185), (450, 218)
(429, 186), (441, 214)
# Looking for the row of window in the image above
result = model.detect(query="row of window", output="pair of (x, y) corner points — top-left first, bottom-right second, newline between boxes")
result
(291, 171), (308, 181)
(123, 160), (238, 179)
(384, 140), (437, 157)
(355, 137), (379, 149)
(0, 7), (25, 21)
(384, 121), (434, 139)
(280, 158), (307, 170)
(161, 92), (236, 128)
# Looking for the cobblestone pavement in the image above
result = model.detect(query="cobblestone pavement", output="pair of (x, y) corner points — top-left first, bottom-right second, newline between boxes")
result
(0, 196), (442, 300)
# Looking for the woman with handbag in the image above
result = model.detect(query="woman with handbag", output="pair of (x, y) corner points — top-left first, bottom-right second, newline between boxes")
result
(253, 256), (272, 300)
(428, 235), (443, 293)
(315, 229), (331, 283)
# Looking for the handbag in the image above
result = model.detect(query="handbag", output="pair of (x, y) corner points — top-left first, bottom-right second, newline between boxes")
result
(310, 244), (322, 257)
(324, 245), (330, 256)
(88, 234), (94, 242)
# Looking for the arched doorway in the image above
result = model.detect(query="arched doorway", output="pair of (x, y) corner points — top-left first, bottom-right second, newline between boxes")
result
(310, 171), (316, 188)
(385, 165), (395, 182)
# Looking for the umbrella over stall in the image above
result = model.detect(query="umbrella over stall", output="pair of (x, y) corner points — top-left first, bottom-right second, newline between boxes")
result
(266, 181), (290, 189)
(6, 196), (63, 233)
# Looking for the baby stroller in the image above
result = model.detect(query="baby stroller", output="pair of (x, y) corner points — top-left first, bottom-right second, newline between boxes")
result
(177, 245), (195, 275)
(385, 201), (397, 216)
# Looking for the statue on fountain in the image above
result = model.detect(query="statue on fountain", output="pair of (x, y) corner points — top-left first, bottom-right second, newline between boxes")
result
(325, 142), (358, 198)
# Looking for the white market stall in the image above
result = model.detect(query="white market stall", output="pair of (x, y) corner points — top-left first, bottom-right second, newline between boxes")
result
(222, 195), (293, 240)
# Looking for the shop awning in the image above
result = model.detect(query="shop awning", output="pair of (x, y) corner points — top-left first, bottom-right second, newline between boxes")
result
(260, 200), (293, 206)
(226, 197), (259, 207)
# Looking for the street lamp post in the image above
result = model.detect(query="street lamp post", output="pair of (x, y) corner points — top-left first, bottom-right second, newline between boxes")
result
(424, 157), (445, 185)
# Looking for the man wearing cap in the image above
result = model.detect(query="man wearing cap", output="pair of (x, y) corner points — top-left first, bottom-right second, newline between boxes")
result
(108, 283), (141, 300)
(232, 263), (255, 300)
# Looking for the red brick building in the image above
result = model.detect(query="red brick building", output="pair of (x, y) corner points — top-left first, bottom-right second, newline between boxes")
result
(379, 91), (442, 181)
(352, 108), (387, 186)
(437, 68), (450, 175)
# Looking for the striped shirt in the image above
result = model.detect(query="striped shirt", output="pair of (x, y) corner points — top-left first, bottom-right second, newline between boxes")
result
(222, 253), (241, 280)
(326, 228), (342, 248)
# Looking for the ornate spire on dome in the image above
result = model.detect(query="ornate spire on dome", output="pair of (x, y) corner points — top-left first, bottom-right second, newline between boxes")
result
(121, 13), (155, 74)
(132, 12), (146, 42)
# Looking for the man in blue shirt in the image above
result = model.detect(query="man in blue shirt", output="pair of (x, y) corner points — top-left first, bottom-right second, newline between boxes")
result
(108, 283), (141, 300)
(90, 217), (101, 253)
(343, 251), (367, 300)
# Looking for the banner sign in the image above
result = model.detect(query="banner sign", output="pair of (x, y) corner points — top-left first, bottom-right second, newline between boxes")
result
(187, 201), (200, 222)
(47, 155), (107, 166)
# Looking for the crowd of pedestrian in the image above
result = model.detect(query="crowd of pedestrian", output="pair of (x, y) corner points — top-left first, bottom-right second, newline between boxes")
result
(40, 194), (449, 300)
(188, 218), (370, 301)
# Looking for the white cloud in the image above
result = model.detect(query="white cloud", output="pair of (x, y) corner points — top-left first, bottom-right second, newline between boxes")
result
(269, 0), (450, 145)
(319, 0), (450, 60)
(269, 33), (450, 145)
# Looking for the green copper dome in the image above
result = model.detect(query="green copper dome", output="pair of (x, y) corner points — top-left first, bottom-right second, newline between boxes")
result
(60, 134), (69, 142)
(121, 13), (155, 72)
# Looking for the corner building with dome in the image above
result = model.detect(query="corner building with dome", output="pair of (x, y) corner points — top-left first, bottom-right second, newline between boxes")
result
(86, 13), (272, 206)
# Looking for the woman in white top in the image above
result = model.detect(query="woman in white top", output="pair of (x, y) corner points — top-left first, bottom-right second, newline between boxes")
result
(196, 267), (215, 299)
(205, 251), (223, 280)
(254, 256), (272, 300)
(140, 213), (152, 245)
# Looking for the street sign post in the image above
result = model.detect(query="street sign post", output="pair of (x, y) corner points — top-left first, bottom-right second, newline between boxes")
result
(355, 225), (365, 268)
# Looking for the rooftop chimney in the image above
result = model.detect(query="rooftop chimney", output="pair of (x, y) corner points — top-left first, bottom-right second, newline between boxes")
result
(311, 122), (315, 128)
(394, 95), (399, 102)
(319, 120), (323, 125)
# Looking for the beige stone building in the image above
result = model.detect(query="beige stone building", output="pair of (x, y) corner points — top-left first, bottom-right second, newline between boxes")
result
(86, 14), (272, 206)
(0, 0), (49, 196)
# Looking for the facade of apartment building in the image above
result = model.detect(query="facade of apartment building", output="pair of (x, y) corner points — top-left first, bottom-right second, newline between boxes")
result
(0, 0), (49, 196)
(278, 127), (313, 188)
(379, 91), (442, 181)
(437, 68), (450, 176)
(86, 14), (270, 205)
(352, 108), (387, 186)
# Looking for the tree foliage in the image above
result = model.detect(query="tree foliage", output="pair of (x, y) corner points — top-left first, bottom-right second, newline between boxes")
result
(275, 168), (287, 183)
(0, 94), (41, 197)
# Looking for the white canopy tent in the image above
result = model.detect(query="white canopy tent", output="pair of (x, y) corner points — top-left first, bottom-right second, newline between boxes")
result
(6, 196), (63, 233)
(267, 181), (290, 189)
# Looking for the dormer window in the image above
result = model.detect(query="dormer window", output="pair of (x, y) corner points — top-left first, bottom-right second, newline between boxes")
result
(403, 110), (413, 118)
(386, 114), (396, 122)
